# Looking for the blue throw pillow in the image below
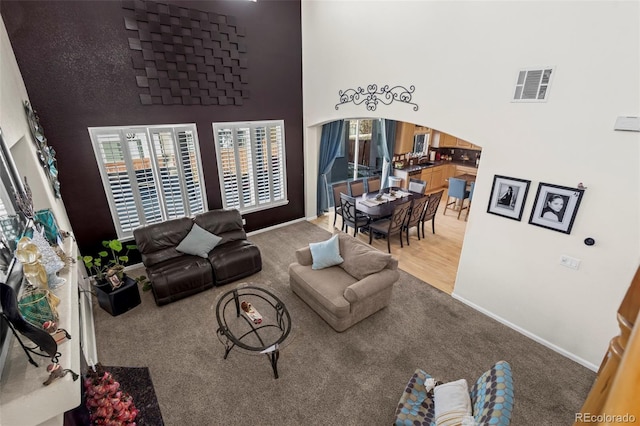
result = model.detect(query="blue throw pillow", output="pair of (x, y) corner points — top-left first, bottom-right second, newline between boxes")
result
(309, 234), (344, 270)
(176, 224), (222, 258)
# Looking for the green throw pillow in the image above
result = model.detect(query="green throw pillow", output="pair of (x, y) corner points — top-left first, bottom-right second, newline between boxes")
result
(176, 223), (222, 258)
(309, 234), (344, 270)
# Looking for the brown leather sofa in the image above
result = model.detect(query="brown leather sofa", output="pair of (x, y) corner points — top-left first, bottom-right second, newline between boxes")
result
(133, 209), (262, 306)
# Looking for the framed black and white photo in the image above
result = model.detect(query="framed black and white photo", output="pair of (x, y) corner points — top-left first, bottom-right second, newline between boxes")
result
(487, 175), (531, 221)
(528, 182), (585, 234)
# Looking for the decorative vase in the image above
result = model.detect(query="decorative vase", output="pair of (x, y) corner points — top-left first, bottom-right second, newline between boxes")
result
(30, 231), (65, 289)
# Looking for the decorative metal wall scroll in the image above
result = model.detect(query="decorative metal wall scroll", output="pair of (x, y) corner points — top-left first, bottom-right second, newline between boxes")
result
(23, 101), (61, 199)
(335, 84), (418, 112)
(122, 0), (249, 106)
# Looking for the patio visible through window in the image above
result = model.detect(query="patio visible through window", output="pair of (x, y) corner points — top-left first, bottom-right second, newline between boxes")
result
(88, 124), (206, 239)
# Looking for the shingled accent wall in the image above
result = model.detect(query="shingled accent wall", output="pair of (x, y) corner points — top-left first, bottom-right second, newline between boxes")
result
(2, 0), (303, 255)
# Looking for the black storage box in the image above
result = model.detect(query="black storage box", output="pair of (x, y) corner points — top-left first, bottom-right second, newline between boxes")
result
(95, 276), (141, 316)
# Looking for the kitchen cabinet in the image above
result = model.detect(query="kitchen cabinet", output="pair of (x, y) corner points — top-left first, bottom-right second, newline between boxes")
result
(444, 164), (455, 182)
(439, 133), (458, 148)
(418, 165), (447, 192)
(394, 122), (415, 155)
(420, 167), (432, 191)
(456, 165), (478, 176)
(430, 166), (444, 191)
(437, 132), (482, 150)
(455, 138), (472, 148)
(456, 138), (482, 150)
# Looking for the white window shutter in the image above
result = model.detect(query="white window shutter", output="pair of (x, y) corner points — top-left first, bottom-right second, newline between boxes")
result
(213, 120), (288, 214)
(89, 124), (205, 239)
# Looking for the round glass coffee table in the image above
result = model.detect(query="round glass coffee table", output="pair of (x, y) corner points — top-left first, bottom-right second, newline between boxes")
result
(215, 285), (292, 379)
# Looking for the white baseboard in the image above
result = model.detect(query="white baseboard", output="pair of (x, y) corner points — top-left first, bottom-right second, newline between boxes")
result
(124, 263), (145, 272)
(246, 217), (308, 236)
(451, 292), (598, 372)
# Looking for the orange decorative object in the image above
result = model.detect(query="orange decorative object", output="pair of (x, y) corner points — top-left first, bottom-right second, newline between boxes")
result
(241, 301), (262, 324)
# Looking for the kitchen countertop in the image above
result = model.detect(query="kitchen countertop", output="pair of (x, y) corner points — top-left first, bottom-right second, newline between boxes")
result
(394, 160), (478, 174)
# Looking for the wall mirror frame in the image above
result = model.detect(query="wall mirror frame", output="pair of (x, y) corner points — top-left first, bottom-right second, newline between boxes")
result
(0, 128), (28, 274)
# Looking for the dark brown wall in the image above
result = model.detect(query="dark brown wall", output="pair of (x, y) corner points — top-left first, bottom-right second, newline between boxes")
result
(1, 0), (303, 254)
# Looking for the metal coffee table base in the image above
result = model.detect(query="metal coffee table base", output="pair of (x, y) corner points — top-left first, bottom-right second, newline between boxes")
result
(215, 286), (291, 380)
(217, 331), (282, 379)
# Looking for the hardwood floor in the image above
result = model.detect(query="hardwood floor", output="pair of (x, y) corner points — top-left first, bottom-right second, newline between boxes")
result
(310, 190), (469, 294)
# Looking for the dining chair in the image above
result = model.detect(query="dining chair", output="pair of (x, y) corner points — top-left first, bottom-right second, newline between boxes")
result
(408, 178), (426, 194)
(368, 200), (412, 253)
(403, 195), (429, 245)
(465, 182), (475, 222)
(331, 181), (348, 228)
(420, 189), (444, 237)
(366, 176), (381, 193)
(348, 179), (366, 197)
(340, 193), (370, 237)
(443, 177), (470, 219)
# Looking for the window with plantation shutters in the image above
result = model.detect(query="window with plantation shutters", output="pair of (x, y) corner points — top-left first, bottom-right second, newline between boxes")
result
(88, 124), (206, 239)
(213, 120), (288, 214)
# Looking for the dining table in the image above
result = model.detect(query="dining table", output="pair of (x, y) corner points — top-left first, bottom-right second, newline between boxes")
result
(355, 187), (421, 219)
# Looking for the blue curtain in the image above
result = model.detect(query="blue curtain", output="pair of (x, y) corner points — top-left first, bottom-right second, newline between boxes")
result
(317, 120), (345, 216)
(385, 119), (397, 157)
(374, 119), (397, 188)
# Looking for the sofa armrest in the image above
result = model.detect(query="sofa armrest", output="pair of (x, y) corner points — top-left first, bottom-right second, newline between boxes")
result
(343, 269), (399, 303)
(295, 247), (313, 266)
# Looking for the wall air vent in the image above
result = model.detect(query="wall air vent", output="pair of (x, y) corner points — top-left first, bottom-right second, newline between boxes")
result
(512, 67), (554, 102)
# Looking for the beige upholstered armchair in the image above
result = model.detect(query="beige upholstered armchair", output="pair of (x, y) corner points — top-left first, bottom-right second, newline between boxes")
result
(288, 231), (399, 332)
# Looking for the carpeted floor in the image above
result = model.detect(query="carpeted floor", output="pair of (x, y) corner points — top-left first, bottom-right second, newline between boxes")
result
(93, 221), (594, 425)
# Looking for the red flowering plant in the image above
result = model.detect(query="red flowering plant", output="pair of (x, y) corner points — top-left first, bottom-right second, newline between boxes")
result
(83, 364), (139, 425)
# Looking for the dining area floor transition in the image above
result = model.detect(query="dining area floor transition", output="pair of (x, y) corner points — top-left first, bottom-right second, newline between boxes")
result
(312, 189), (468, 294)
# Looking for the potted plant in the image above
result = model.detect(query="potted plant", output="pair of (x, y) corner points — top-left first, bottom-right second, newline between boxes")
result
(79, 240), (142, 316)
(79, 239), (136, 287)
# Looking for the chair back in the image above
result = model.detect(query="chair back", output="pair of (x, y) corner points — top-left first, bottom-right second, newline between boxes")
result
(348, 179), (365, 197)
(470, 361), (514, 425)
(448, 177), (467, 199)
(406, 196), (429, 228)
(387, 200), (412, 234)
(422, 190), (444, 221)
(408, 178), (426, 194)
(331, 182), (348, 209)
(366, 177), (381, 193)
(340, 193), (359, 226)
(469, 181), (475, 201)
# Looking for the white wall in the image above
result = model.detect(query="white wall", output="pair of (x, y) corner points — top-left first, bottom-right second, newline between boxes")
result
(0, 18), (72, 232)
(302, 0), (640, 368)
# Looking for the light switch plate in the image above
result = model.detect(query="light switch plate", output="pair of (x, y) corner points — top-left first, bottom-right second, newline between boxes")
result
(560, 255), (581, 270)
(614, 116), (640, 132)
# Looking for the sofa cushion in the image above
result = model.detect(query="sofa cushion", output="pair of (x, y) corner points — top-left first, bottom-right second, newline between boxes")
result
(309, 234), (343, 270)
(146, 255), (214, 305)
(134, 217), (193, 267)
(207, 240), (262, 285)
(194, 209), (247, 245)
(288, 263), (355, 318)
(336, 232), (391, 280)
(176, 223), (222, 258)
